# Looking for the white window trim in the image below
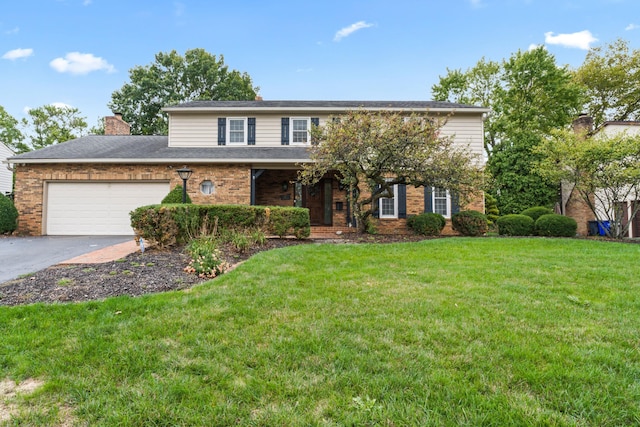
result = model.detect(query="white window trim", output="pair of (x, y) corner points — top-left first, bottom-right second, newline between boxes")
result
(432, 187), (451, 218)
(226, 117), (248, 145)
(290, 117), (310, 145)
(379, 184), (399, 219)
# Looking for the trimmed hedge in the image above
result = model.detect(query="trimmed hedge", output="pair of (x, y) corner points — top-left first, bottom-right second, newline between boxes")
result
(162, 185), (192, 204)
(496, 214), (534, 236)
(0, 193), (18, 234)
(535, 214), (577, 237)
(451, 210), (488, 236)
(521, 206), (554, 222)
(407, 213), (446, 236)
(130, 204), (310, 247)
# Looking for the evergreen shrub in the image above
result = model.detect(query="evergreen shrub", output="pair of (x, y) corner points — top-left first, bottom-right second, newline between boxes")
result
(451, 210), (488, 236)
(162, 185), (192, 204)
(407, 213), (446, 236)
(535, 214), (577, 237)
(0, 193), (18, 234)
(496, 214), (534, 236)
(521, 206), (554, 222)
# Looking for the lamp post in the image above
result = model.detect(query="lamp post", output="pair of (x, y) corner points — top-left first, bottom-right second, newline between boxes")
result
(176, 166), (193, 203)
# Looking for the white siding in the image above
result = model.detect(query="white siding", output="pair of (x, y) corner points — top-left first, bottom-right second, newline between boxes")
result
(168, 113), (217, 147)
(598, 123), (640, 138)
(168, 111), (486, 158)
(0, 143), (14, 195)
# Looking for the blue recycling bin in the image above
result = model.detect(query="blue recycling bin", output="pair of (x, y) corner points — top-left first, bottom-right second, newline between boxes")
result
(597, 220), (610, 236)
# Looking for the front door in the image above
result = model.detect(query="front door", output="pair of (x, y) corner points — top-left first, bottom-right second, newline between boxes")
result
(295, 179), (333, 226)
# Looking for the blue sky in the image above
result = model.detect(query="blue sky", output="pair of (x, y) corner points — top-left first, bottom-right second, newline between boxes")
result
(1, 0), (639, 127)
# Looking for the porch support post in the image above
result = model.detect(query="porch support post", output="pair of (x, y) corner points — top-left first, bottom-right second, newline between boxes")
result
(251, 169), (265, 206)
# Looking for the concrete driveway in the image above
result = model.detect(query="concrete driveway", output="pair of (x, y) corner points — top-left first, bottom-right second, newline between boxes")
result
(0, 235), (132, 283)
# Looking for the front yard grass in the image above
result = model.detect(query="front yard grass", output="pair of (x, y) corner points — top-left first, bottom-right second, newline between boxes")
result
(1, 238), (639, 425)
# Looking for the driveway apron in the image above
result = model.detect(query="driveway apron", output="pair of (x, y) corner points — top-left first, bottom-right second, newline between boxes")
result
(0, 236), (132, 283)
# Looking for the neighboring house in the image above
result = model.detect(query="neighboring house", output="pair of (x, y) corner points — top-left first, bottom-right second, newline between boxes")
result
(595, 121), (640, 237)
(0, 143), (14, 196)
(6, 101), (488, 236)
(563, 117), (640, 237)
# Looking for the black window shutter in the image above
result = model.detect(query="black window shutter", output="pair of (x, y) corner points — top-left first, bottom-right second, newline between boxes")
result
(451, 191), (460, 215)
(281, 117), (290, 145)
(424, 187), (433, 213)
(218, 118), (226, 145)
(398, 184), (407, 219)
(311, 117), (319, 126)
(248, 118), (256, 145)
(373, 184), (381, 218)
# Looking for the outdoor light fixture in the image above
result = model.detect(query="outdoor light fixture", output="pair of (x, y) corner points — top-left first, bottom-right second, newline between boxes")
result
(176, 166), (193, 203)
(282, 181), (289, 192)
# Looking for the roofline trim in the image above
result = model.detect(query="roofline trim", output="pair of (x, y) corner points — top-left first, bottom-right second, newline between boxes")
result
(7, 158), (310, 165)
(163, 106), (490, 114)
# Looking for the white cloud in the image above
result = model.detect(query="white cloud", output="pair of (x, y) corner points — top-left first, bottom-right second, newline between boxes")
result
(50, 102), (74, 110)
(528, 43), (545, 51)
(334, 21), (374, 42)
(2, 48), (33, 60)
(544, 30), (598, 50)
(49, 52), (115, 75)
(5, 27), (19, 35)
(626, 23), (639, 31)
(469, 0), (485, 8)
(83, 0), (92, 5)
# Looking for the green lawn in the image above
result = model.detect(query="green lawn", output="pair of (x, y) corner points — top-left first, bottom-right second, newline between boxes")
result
(1, 238), (640, 426)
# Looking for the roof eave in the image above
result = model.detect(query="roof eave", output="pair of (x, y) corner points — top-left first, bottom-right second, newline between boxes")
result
(6, 158), (311, 165)
(163, 106), (490, 114)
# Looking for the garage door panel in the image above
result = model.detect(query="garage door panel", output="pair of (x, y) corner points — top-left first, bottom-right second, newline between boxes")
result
(47, 182), (169, 235)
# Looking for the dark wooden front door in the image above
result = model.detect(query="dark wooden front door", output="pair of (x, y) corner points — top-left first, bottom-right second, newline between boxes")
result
(297, 179), (333, 226)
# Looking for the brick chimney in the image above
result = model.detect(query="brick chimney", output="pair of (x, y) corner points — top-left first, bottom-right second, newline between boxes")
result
(255, 95), (263, 101)
(104, 112), (131, 135)
(572, 114), (593, 136)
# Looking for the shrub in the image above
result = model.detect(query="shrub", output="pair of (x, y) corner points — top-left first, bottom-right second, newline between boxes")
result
(451, 210), (488, 236)
(162, 185), (192, 204)
(521, 206), (554, 222)
(535, 214), (577, 237)
(496, 214), (534, 236)
(407, 213), (446, 236)
(130, 204), (310, 246)
(0, 193), (18, 234)
(484, 193), (500, 226)
(184, 237), (229, 278)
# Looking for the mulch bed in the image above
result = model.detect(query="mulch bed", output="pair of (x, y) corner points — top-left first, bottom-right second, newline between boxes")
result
(0, 234), (429, 307)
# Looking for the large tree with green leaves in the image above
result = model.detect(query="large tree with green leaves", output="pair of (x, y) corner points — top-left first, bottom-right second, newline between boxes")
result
(432, 47), (584, 214)
(536, 129), (640, 238)
(109, 49), (258, 135)
(574, 39), (640, 129)
(0, 106), (24, 153)
(299, 109), (483, 232)
(18, 105), (88, 153)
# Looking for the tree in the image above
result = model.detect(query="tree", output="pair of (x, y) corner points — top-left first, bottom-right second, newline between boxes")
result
(109, 49), (258, 135)
(432, 58), (501, 153)
(18, 105), (88, 152)
(299, 109), (483, 232)
(536, 129), (640, 239)
(574, 39), (640, 129)
(432, 47), (584, 214)
(0, 106), (24, 153)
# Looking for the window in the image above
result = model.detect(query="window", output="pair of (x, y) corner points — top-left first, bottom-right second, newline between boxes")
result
(379, 184), (399, 218)
(291, 118), (310, 144)
(227, 118), (247, 144)
(433, 187), (450, 217)
(200, 180), (214, 195)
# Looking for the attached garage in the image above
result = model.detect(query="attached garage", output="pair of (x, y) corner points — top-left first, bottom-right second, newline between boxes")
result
(46, 181), (169, 235)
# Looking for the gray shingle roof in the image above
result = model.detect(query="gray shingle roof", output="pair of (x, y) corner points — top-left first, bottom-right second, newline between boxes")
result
(165, 100), (488, 111)
(8, 135), (311, 163)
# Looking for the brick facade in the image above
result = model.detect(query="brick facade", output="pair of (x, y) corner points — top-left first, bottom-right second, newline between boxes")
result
(13, 163), (251, 235)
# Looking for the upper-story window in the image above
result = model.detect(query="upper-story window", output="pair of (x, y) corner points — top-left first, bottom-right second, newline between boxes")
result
(227, 118), (247, 144)
(291, 118), (310, 144)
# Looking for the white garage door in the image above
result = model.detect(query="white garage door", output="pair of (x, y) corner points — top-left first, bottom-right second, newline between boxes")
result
(46, 182), (170, 235)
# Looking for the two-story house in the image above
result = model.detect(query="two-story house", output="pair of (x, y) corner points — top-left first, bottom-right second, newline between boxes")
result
(7, 100), (487, 236)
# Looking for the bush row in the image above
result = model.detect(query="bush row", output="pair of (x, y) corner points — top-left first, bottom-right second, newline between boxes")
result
(496, 208), (577, 237)
(130, 204), (310, 247)
(407, 210), (489, 237)
(0, 193), (18, 234)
